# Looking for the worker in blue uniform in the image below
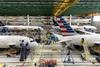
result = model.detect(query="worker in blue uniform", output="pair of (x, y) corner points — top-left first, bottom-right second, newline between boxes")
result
(20, 40), (26, 61)
(25, 42), (30, 60)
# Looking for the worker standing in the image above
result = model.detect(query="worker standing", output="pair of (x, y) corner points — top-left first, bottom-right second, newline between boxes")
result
(20, 40), (26, 61)
(25, 42), (30, 60)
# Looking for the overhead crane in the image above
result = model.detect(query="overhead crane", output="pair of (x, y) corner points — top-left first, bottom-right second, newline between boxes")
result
(53, 0), (79, 16)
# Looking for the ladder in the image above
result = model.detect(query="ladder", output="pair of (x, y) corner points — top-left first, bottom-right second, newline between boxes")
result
(81, 39), (92, 62)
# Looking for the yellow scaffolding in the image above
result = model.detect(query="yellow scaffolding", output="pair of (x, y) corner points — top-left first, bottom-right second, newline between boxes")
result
(26, 44), (45, 67)
(81, 39), (92, 62)
(53, 0), (79, 16)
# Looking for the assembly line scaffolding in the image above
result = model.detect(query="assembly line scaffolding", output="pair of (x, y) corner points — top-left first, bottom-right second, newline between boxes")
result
(80, 38), (95, 63)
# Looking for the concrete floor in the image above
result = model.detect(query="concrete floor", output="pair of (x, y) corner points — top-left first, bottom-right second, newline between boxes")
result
(0, 43), (100, 67)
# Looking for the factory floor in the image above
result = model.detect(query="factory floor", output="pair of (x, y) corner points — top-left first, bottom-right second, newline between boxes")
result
(0, 43), (100, 67)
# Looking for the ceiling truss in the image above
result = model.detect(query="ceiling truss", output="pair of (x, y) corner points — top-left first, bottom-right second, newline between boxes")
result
(0, 0), (99, 16)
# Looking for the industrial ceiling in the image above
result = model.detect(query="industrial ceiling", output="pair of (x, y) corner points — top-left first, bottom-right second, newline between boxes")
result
(0, 0), (99, 16)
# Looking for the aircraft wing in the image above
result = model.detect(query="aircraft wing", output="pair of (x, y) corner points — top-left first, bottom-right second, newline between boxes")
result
(57, 37), (72, 43)
(57, 38), (72, 48)
(52, 33), (72, 43)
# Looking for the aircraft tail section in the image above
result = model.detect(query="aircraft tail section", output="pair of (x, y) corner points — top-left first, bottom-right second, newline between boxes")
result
(55, 17), (75, 36)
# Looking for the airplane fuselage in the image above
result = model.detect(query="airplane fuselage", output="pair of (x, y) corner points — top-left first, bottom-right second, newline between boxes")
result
(0, 25), (43, 31)
(63, 34), (100, 46)
(0, 35), (38, 48)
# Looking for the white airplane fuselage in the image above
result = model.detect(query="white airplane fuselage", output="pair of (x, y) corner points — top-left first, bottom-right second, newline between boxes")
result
(1, 25), (43, 30)
(0, 35), (38, 48)
(61, 34), (100, 46)
(52, 25), (97, 33)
